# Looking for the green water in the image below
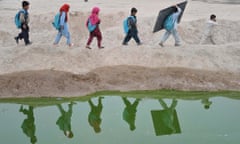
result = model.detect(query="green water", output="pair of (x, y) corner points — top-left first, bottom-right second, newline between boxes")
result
(0, 91), (240, 144)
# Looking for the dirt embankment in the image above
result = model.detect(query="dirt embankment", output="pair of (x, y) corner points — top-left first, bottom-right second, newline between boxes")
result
(0, 65), (239, 98)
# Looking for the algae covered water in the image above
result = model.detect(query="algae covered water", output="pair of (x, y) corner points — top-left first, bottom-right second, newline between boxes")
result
(0, 91), (240, 144)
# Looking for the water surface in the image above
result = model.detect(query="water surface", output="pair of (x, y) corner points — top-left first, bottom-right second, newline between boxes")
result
(0, 93), (240, 144)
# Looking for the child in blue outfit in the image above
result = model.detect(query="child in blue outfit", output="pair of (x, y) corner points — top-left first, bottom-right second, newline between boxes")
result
(159, 5), (182, 47)
(14, 1), (31, 46)
(123, 7), (142, 46)
(54, 4), (73, 47)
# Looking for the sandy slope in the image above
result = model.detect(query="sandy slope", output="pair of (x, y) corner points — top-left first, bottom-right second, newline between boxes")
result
(0, 0), (240, 97)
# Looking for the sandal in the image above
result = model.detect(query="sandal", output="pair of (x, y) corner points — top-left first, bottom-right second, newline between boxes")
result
(68, 43), (74, 47)
(86, 45), (92, 49)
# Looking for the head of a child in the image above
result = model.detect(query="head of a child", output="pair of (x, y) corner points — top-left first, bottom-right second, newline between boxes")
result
(131, 7), (138, 16)
(210, 14), (216, 22)
(64, 130), (74, 138)
(22, 1), (30, 10)
(92, 7), (100, 15)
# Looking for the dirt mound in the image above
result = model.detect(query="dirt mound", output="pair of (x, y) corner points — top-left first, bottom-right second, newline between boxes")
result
(0, 66), (240, 98)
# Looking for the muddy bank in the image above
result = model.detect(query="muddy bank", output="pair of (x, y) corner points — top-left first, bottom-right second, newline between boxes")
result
(0, 65), (239, 98)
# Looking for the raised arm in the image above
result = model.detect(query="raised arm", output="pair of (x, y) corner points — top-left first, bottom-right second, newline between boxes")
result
(176, 5), (182, 15)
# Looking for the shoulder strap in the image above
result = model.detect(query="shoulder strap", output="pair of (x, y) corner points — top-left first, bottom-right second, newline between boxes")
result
(19, 9), (28, 18)
(19, 9), (26, 14)
(128, 16), (136, 21)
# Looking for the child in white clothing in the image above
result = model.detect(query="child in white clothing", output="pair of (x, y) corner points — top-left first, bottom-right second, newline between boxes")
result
(200, 14), (218, 45)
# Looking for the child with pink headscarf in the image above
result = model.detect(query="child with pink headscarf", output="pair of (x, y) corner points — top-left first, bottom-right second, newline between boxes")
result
(86, 7), (104, 49)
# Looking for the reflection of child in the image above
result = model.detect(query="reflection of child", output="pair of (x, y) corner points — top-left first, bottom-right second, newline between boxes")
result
(56, 103), (74, 138)
(19, 105), (37, 144)
(158, 99), (178, 133)
(88, 97), (103, 133)
(200, 14), (218, 45)
(122, 97), (140, 131)
(201, 98), (212, 110)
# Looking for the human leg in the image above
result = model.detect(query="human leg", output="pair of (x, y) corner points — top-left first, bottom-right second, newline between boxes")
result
(209, 35), (216, 45)
(159, 30), (171, 46)
(14, 36), (19, 44)
(62, 25), (72, 46)
(87, 32), (94, 47)
(17, 25), (30, 45)
(22, 29), (30, 45)
(123, 31), (132, 45)
(172, 29), (181, 46)
(64, 31), (71, 45)
(132, 29), (141, 45)
(161, 31), (171, 43)
(95, 29), (103, 48)
(54, 31), (62, 44)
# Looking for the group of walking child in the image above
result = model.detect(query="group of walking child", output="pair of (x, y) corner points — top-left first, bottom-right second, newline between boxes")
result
(14, 1), (218, 48)
(14, 1), (104, 48)
(52, 4), (104, 49)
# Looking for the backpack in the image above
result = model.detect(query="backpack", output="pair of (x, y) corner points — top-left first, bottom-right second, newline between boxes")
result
(163, 14), (175, 31)
(87, 19), (97, 32)
(123, 16), (136, 34)
(14, 10), (26, 29)
(52, 13), (61, 30)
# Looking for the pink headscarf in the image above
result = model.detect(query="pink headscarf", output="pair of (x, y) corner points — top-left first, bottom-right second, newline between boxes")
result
(87, 7), (100, 26)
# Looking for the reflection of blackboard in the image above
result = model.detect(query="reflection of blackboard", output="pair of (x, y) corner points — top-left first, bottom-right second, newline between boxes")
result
(151, 110), (181, 136)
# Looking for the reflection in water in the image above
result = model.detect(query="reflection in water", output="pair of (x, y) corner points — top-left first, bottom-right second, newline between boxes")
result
(88, 97), (103, 133)
(201, 98), (212, 110)
(122, 97), (141, 131)
(56, 102), (75, 138)
(19, 105), (37, 144)
(151, 99), (181, 136)
(3, 95), (239, 144)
